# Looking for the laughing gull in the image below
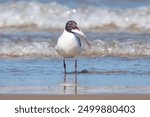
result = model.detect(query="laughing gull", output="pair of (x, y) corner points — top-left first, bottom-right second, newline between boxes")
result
(55, 20), (90, 74)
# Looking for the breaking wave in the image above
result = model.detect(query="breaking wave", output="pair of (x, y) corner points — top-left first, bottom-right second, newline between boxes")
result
(0, 1), (150, 32)
(1, 36), (150, 58)
(83, 39), (150, 57)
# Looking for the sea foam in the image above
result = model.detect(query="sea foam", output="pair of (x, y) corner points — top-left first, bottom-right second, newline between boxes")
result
(0, 34), (150, 58)
(0, 1), (150, 32)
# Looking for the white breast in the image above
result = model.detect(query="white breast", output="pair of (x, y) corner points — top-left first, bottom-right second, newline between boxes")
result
(55, 30), (82, 58)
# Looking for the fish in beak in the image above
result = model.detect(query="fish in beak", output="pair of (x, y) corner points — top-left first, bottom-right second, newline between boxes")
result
(71, 28), (90, 46)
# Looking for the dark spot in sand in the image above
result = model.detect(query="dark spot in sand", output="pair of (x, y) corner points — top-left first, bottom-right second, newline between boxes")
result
(66, 69), (90, 74)
(80, 70), (89, 73)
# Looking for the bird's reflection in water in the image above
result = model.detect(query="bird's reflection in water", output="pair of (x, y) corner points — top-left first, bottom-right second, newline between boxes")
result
(63, 74), (67, 94)
(63, 73), (78, 94)
(74, 73), (77, 94)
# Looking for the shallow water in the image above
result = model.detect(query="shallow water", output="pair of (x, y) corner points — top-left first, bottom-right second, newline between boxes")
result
(0, 31), (150, 94)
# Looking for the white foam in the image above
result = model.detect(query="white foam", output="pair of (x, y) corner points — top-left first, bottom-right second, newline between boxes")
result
(81, 39), (150, 57)
(0, 37), (150, 58)
(0, 2), (150, 32)
(0, 40), (59, 57)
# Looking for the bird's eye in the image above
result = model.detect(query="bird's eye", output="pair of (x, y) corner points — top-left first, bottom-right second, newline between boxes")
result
(68, 22), (71, 25)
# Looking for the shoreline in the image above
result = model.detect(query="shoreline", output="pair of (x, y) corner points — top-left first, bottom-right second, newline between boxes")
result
(0, 94), (150, 100)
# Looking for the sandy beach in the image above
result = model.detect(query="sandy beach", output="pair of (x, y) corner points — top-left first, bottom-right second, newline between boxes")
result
(0, 94), (150, 100)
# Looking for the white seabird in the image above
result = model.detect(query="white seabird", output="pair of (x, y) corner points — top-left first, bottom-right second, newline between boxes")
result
(55, 20), (90, 73)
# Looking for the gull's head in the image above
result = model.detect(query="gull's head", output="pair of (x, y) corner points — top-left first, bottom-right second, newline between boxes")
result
(65, 20), (90, 46)
(65, 20), (85, 37)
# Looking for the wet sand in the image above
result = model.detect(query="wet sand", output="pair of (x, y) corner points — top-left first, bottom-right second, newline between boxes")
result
(0, 94), (150, 100)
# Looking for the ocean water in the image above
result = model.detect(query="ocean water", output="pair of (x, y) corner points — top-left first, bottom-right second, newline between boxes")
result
(0, 0), (150, 94)
(1, 0), (150, 32)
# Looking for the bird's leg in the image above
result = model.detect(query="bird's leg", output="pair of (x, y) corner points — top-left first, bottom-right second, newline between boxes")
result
(75, 59), (77, 73)
(63, 59), (66, 74)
